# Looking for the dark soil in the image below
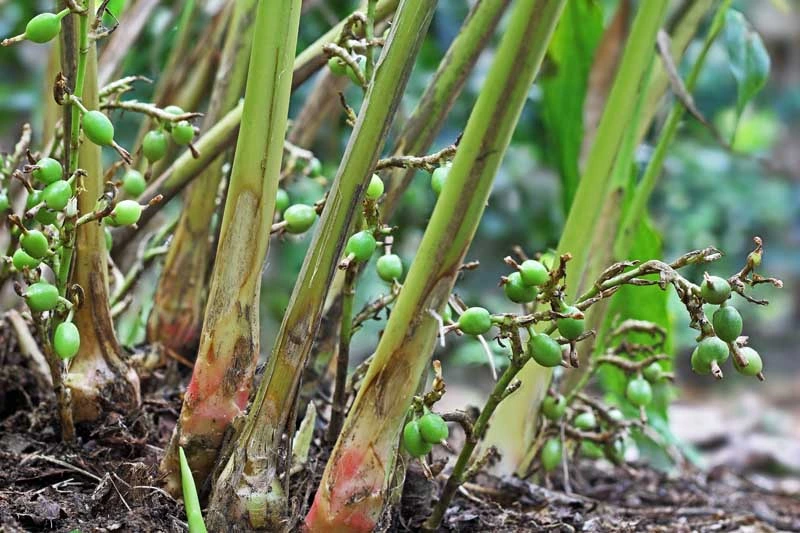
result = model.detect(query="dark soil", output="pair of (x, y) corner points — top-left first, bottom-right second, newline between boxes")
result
(1, 341), (798, 532)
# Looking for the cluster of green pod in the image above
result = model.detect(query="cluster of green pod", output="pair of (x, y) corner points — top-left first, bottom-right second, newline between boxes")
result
(141, 105), (196, 164)
(402, 410), (449, 458)
(692, 275), (763, 379)
(538, 401), (627, 472)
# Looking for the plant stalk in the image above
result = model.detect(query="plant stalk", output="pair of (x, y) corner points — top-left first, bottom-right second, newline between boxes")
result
(306, 2), (565, 531)
(159, 0), (301, 497)
(206, 2), (437, 529)
(147, 0), (259, 355)
(480, 0), (670, 476)
(63, 0), (141, 423)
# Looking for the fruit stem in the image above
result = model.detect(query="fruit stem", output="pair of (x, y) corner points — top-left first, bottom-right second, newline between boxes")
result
(326, 265), (357, 442)
(424, 330), (528, 530)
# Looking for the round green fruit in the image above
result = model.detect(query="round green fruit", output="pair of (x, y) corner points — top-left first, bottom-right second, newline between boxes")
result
(366, 174), (384, 200)
(163, 105), (184, 116)
(35, 207), (58, 226)
(122, 169), (146, 197)
(712, 305), (743, 343)
(0, 191), (8, 213)
(541, 394), (567, 421)
(25, 281), (59, 312)
(376, 254), (403, 282)
(574, 411), (597, 431)
(12, 249), (40, 270)
(327, 56), (347, 76)
(53, 322), (80, 360)
(642, 362), (662, 382)
(540, 438), (562, 472)
(519, 259), (548, 287)
(275, 188), (289, 213)
(308, 158), (322, 177)
(21, 230), (49, 259)
(504, 272), (537, 304)
(171, 120), (194, 145)
(25, 11), (67, 44)
(345, 231), (377, 262)
(108, 200), (142, 227)
(580, 441), (604, 459)
(284, 204), (317, 234)
(32, 157), (63, 184)
(402, 419), (432, 458)
(626, 377), (653, 407)
(42, 180), (72, 211)
(557, 306), (584, 340)
(142, 130), (168, 162)
(457, 307), (492, 336)
(700, 275), (731, 304)
(733, 346), (763, 377)
(82, 110), (114, 146)
(418, 413), (448, 443)
(693, 336), (730, 366)
(528, 333), (562, 367)
(431, 164), (450, 196)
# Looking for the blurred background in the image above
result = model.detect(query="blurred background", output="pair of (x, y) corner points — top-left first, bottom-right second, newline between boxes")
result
(1, 0), (797, 482)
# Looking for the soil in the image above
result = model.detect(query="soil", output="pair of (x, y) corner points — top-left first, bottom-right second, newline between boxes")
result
(1, 339), (798, 532)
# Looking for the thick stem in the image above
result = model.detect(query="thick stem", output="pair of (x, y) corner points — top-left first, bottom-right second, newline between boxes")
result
(481, 0), (670, 476)
(147, 0), (259, 354)
(63, 0), (140, 423)
(160, 0), (301, 498)
(207, 2), (437, 530)
(326, 266), (357, 442)
(305, 2), (564, 531)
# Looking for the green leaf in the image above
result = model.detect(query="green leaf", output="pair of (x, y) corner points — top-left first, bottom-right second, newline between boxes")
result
(179, 447), (208, 533)
(723, 10), (770, 131)
(541, 0), (603, 213)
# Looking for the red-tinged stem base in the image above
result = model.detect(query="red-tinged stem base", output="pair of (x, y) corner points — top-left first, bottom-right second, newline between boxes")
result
(305, 436), (396, 533)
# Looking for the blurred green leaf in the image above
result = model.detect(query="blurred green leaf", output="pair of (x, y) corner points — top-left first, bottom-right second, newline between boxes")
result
(540, 0), (603, 213)
(723, 10), (770, 137)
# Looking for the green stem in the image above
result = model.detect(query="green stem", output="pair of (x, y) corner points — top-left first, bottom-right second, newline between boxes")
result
(207, 2), (437, 530)
(481, 0), (670, 476)
(147, 0), (259, 354)
(326, 266), (357, 442)
(424, 332), (527, 530)
(306, 2), (565, 531)
(365, 0), (377, 80)
(63, 0), (140, 424)
(616, 0), (733, 255)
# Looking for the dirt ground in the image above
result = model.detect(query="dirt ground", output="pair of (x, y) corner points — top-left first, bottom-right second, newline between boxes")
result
(1, 338), (799, 532)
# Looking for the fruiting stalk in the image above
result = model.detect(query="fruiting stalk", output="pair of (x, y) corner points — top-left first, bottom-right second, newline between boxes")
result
(306, 2), (565, 531)
(481, 0), (670, 475)
(147, 0), (259, 354)
(159, 0), (301, 495)
(206, 2), (437, 529)
(62, 0), (140, 423)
